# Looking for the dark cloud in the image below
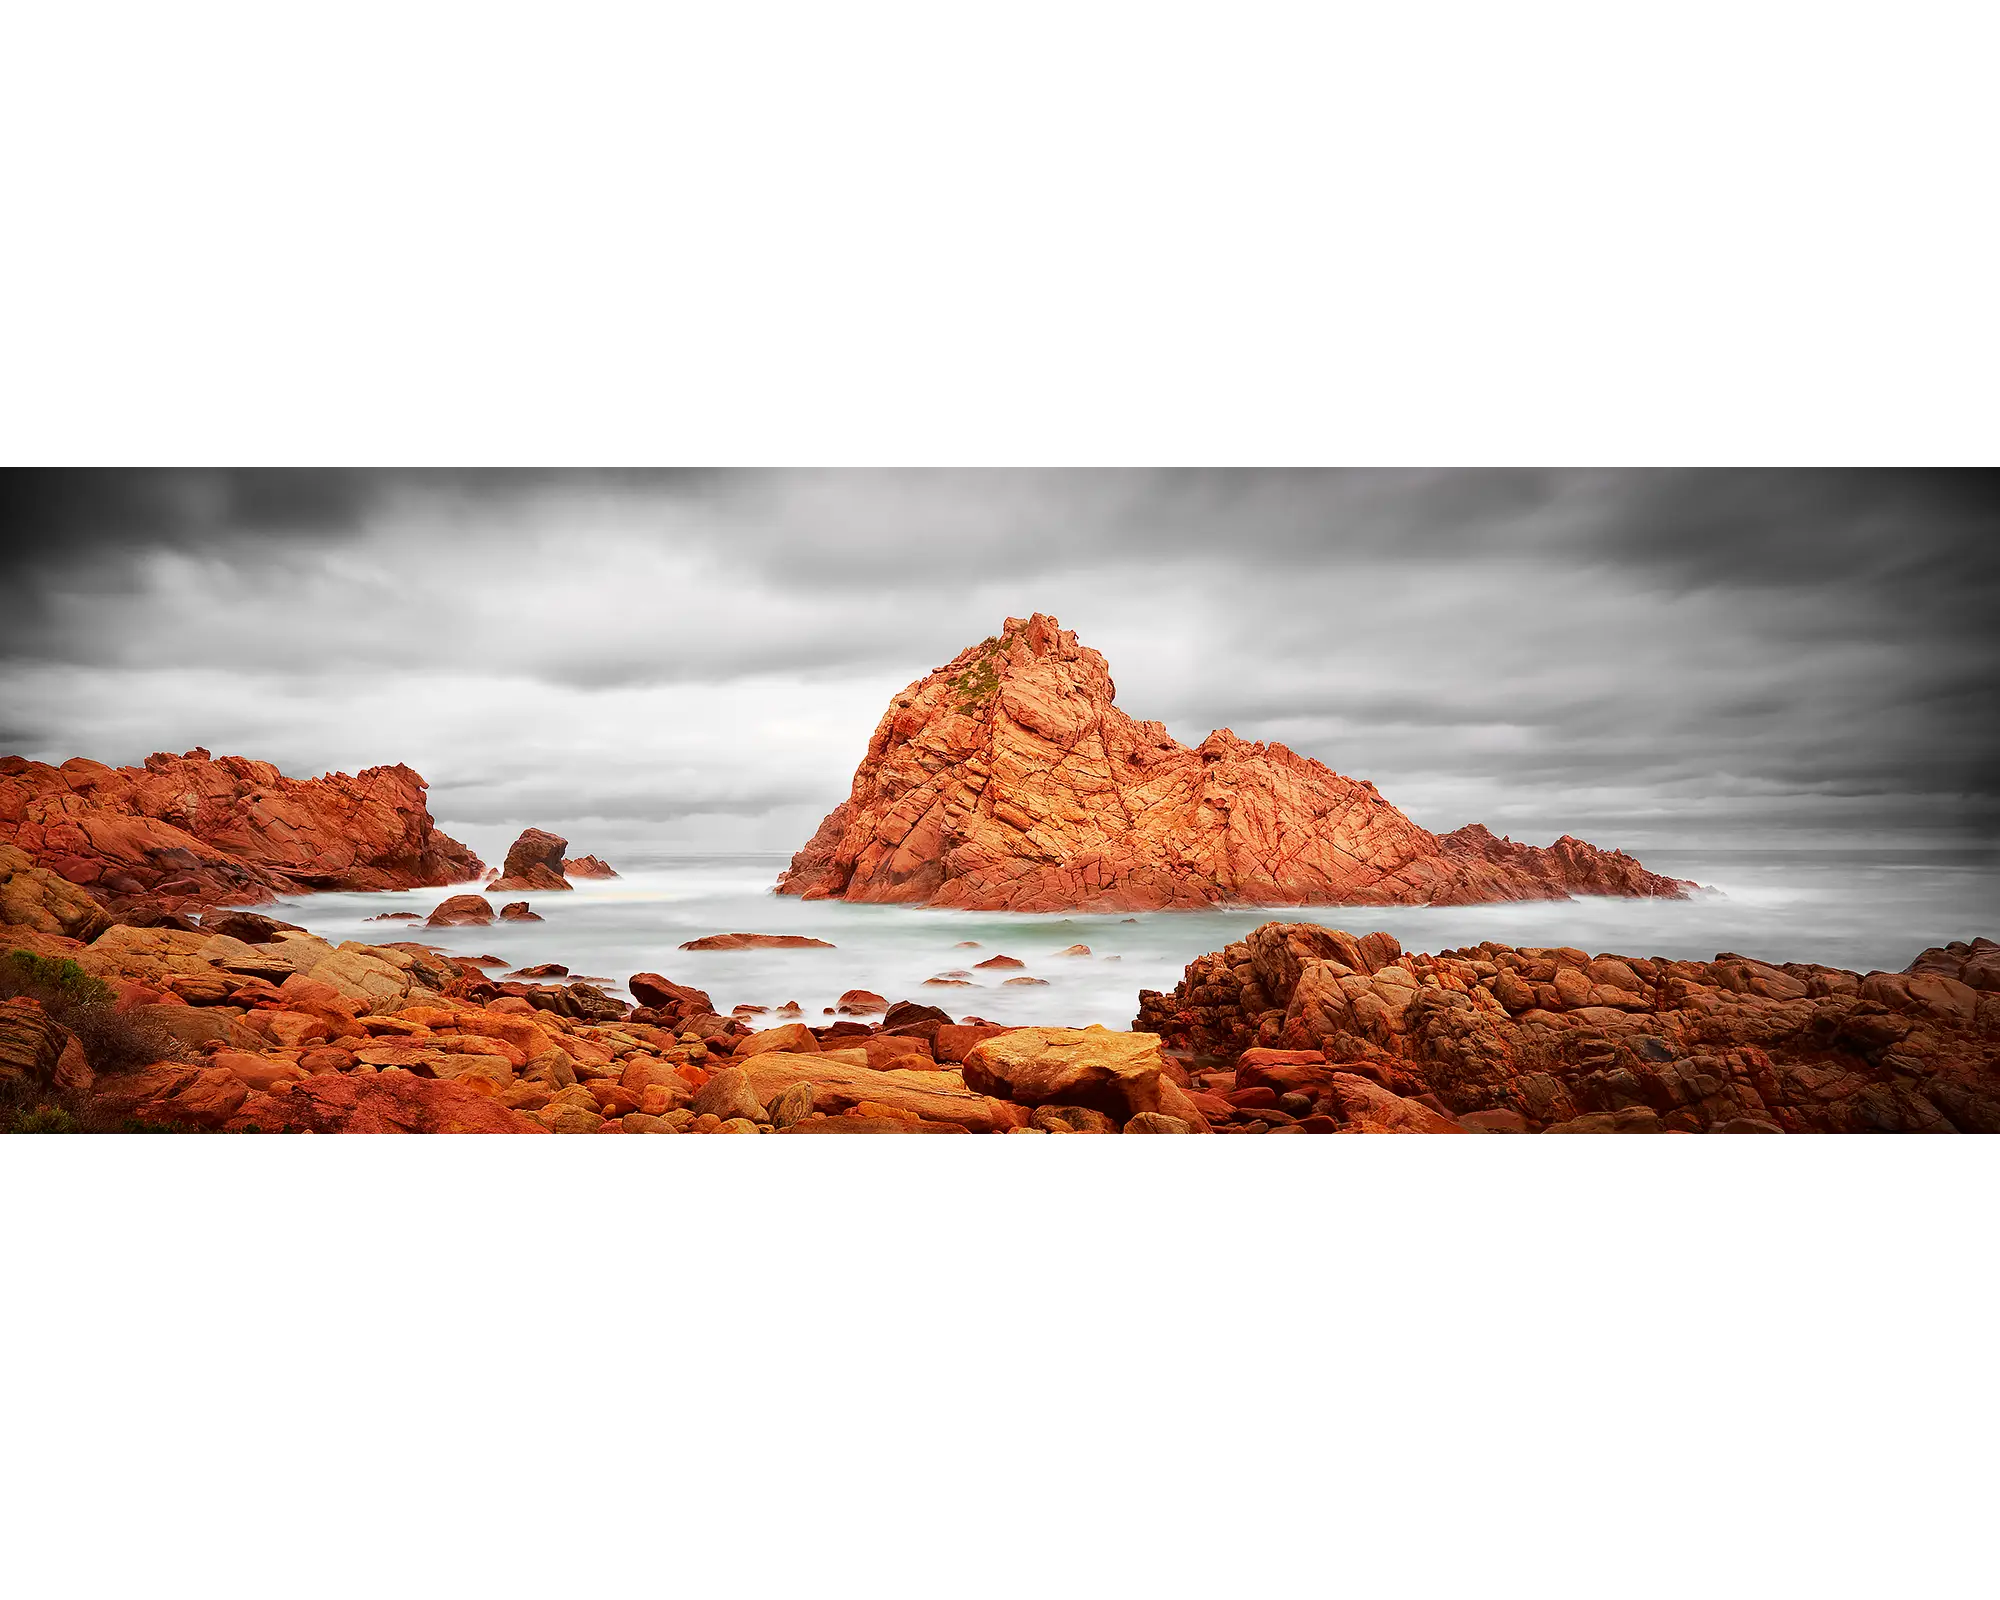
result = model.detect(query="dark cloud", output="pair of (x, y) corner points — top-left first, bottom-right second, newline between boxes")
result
(1, 469), (1993, 850)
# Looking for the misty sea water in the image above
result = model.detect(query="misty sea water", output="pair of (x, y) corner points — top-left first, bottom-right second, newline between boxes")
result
(268, 846), (2000, 1033)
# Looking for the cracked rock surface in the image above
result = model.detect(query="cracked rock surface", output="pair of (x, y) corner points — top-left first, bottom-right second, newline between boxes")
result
(777, 613), (1696, 913)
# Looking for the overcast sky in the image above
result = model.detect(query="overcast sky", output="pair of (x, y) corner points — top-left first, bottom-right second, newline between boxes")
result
(1, 470), (1994, 864)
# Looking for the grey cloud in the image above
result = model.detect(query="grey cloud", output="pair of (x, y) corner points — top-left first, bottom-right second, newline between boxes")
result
(427, 782), (817, 825)
(2, 470), (1994, 853)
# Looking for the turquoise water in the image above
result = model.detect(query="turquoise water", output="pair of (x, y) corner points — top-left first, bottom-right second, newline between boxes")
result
(265, 847), (2000, 1032)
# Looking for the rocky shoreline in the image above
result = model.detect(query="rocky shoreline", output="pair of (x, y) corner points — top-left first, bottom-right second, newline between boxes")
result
(3, 738), (1991, 1135)
(3, 870), (1992, 1131)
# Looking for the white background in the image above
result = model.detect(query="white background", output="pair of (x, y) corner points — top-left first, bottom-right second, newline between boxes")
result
(3, 4), (1994, 1598)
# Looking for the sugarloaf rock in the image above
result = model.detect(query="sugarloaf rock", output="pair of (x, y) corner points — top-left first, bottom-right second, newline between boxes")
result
(776, 614), (1695, 913)
(0, 749), (483, 917)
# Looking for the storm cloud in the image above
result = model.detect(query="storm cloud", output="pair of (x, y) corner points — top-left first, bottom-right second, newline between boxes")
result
(2, 469), (1994, 856)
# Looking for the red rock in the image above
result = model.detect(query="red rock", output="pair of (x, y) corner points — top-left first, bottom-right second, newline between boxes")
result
(298, 1046), (357, 1074)
(252, 1072), (546, 1133)
(514, 962), (568, 978)
(199, 909), (305, 944)
(1003, 976), (1050, 986)
(837, 989), (887, 1015)
(732, 1022), (821, 1058)
(933, 1023), (1010, 1063)
(863, 1034), (934, 1069)
(678, 933), (836, 950)
(775, 613), (1696, 912)
(777, 1115), (918, 1135)
(562, 855), (618, 878)
(1136, 922), (2000, 1134)
(426, 894), (496, 927)
(93, 1062), (251, 1129)
(884, 1000), (954, 1029)
(1459, 1108), (1530, 1133)
(0, 997), (92, 1093)
(488, 828), (571, 892)
(0, 843), (117, 939)
(973, 955), (1025, 969)
(0, 750), (481, 917)
(628, 973), (714, 1020)
(497, 901), (543, 921)
(212, 1049), (309, 1092)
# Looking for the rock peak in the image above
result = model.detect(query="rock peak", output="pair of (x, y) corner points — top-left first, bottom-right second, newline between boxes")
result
(777, 620), (1696, 913)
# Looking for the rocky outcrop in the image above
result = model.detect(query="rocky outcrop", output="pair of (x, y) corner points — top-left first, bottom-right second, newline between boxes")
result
(488, 829), (571, 892)
(0, 749), (482, 917)
(776, 614), (1694, 912)
(563, 856), (618, 878)
(0, 843), (115, 941)
(1135, 924), (2000, 1133)
(0, 996), (93, 1094)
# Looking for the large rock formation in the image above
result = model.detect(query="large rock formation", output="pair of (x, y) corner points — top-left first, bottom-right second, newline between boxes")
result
(0, 749), (483, 916)
(1136, 924), (2000, 1133)
(776, 613), (1694, 912)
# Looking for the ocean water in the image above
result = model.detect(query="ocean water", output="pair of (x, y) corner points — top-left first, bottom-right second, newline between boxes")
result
(266, 847), (2000, 1033)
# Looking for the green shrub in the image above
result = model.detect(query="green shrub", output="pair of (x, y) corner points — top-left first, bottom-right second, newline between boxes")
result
(1, 946), (188, 1077)
(10, 1103), (78, 1134)
(0, 949), (114, 1012)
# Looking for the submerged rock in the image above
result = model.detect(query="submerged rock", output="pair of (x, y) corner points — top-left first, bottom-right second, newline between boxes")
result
(679, 933), (836, 951)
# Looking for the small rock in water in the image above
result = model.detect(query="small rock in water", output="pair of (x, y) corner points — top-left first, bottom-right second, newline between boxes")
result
(973, 955), (1025, 969)
(1003, 976), (1050, 986)
(1054, 944), (1091, 957)
(679, 933), (837, 951)
(497, 901), (543, 922)
(426, 894), (495, 928)
(514, 962), (568, 978)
